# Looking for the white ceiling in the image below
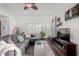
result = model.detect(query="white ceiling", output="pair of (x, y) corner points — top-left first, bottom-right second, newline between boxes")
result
(0, 3), (76, 16)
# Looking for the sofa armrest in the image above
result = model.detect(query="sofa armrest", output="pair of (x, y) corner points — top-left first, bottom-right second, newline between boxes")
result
(5, 50), (15, 56)
(23, 39), (30, 48)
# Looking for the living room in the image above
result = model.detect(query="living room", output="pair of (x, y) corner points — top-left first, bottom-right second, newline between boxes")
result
(0, 3), (79, 56)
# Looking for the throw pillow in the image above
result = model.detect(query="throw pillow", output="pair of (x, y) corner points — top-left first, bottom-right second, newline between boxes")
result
(17, 35), (24, 42)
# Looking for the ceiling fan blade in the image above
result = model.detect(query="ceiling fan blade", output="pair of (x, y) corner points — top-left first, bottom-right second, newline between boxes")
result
(24, 6), (28, 10)
(31, 5), (38, 10)
(32, 3), (35, 5)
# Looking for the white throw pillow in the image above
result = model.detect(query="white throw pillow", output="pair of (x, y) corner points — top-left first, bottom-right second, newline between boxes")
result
(17, 35), (24, 42)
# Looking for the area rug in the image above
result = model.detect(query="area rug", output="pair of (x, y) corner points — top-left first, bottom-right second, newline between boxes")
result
(25, 45), (34, 56)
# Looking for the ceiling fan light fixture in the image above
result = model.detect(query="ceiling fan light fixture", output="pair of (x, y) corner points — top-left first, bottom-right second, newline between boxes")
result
(32, 5), (38, 10)
(24, 6), (28, 10)
(24, 3), (38, 10)
(26, 3), (32, 8)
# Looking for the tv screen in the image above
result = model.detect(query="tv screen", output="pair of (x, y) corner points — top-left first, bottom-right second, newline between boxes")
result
(57, 28), (70, 42)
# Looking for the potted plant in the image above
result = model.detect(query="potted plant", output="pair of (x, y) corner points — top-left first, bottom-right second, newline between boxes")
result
(40, 31), (46, 40)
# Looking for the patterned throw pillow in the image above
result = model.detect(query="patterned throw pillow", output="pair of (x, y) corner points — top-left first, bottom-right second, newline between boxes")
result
(17, 35), (24, 42)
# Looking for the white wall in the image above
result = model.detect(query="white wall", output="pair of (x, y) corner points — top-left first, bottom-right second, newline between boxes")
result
(57, 5), (79, 55)
(15, 15), (53, 35)
(0, 5), (16, 35)
(59, 17), (79, 55)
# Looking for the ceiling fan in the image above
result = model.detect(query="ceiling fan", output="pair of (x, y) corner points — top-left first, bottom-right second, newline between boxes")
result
(24, 3), (38, 10)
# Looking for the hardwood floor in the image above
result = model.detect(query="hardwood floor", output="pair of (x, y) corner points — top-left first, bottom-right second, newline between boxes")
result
(46, 39), (56, 55)
(46, 39), (56, 56)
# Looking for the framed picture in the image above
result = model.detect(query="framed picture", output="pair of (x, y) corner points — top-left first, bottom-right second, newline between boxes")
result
(52, 16), (62, 27)
(57, 17), (60, 22)
(65, 3), (79, 21)
(56, 17), (62, 27)
(57, 22), (62, 27)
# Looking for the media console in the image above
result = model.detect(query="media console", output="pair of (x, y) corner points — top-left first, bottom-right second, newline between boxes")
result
(52, 38), (77, 56)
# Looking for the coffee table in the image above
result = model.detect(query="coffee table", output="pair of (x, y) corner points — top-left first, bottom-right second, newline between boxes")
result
(34, 40), (55, 56)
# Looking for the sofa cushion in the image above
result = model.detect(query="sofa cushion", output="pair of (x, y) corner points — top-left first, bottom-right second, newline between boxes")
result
(11, 35), (18, 43)
(16, 42), (25, 55)
(21, 32), (26, 39)
(22, 39), (30, 48)
(11, 34), (30, 56)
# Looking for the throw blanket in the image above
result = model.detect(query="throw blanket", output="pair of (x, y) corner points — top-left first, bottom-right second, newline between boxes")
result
(0, 40), (22, 56)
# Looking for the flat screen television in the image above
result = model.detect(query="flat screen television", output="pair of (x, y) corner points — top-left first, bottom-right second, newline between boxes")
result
(57, 28), (70, 42)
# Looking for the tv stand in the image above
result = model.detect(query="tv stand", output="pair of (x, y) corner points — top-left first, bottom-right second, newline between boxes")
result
(52, 39), (77, 56)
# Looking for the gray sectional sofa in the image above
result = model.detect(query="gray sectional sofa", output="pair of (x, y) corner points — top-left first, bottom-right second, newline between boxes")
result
(11, 34), (30, 56)
(0, 34), (30, 56)
(0, 33), (40, 56)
